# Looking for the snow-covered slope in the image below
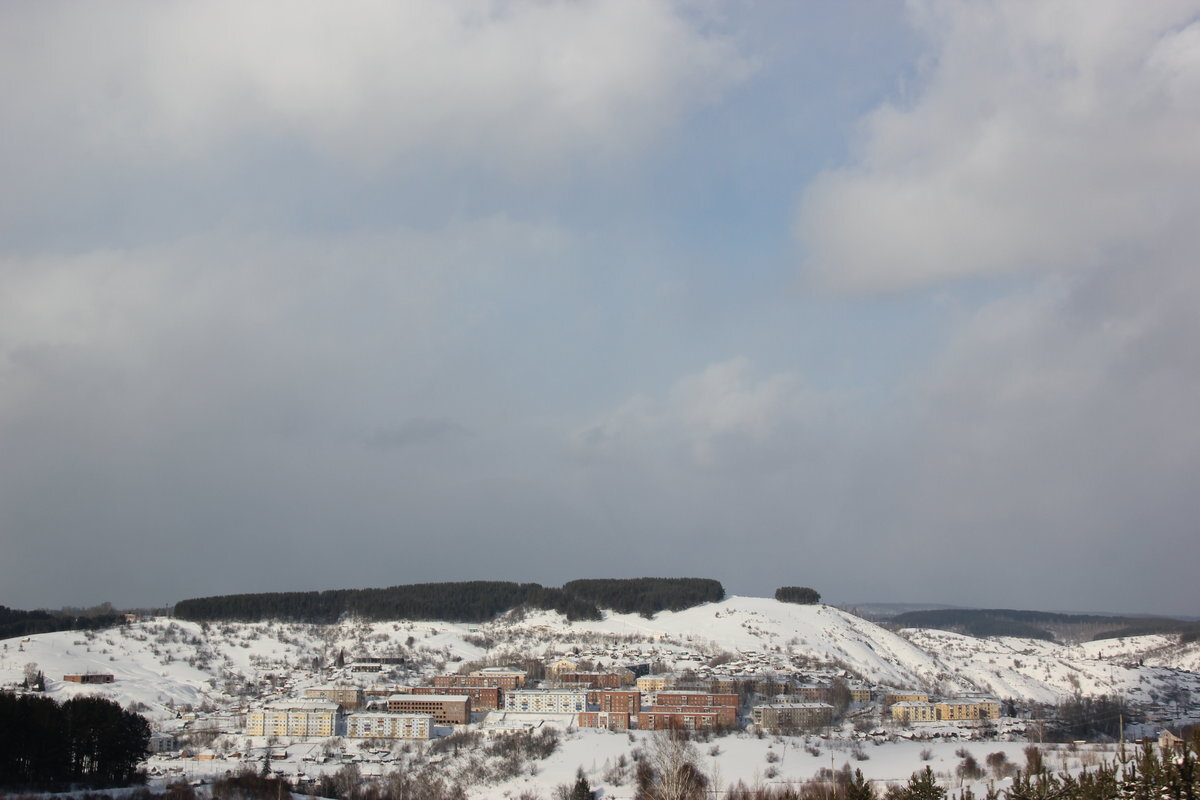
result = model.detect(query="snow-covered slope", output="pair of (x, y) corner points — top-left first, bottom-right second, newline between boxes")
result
(2, 596), (1198, 721)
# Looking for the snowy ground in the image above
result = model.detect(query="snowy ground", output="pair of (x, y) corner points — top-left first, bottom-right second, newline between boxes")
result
(140, 728), (1120, 800)
(3, 596), (1198, 798)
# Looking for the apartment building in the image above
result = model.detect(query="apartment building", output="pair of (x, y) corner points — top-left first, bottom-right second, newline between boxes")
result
(935, 699), (1001, 720)
(559, 671), (636, 689)
(411, 684), (503, 711)
(386, 694), (470, 725)
(655, 691), (739, 708)
(885, 691), (930, 706)
(638, 707), (735, 730)
(751, 702), (834, 732)
(891, 701), (937, 723)
(345, 712), (433, 740)
(246, 699), (340, 738)
(504, 689), (588, 714)
(793, 685), (834, 702)
(304, 687), (364, 709)
(636, 674), (673, 693)
(470, 667), (527, 689)
(587, 689), (642, 714)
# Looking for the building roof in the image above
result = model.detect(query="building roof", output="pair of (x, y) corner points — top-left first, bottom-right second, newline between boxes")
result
(388, 694), (468, 704)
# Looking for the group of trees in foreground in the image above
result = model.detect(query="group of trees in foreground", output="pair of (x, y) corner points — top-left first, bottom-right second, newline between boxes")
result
(173, 578), (726, 624)
(0, 693), (150, 789)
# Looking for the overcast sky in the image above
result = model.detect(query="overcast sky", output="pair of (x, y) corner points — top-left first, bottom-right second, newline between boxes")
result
(2, 1), (1198, 616)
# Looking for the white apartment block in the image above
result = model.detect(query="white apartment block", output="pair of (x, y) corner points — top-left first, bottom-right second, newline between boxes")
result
(504, 689), (588, 714)
(346, 712), (433, 740)
(246, 699), (340, 738)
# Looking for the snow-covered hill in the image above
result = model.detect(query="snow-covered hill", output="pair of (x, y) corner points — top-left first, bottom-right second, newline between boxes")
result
(2, 596), (1198, 724)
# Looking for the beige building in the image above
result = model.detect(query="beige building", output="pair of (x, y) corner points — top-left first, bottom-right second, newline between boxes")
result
(304, 687), (364, 709)
(935, 699), (1001, 720)
(636, 674), (673, 692)
(885, 691), (930, 705)
(346, 712), (433, 740)
(246, 699), (340, 738)
(547, 658), (580, 677)
(470, 667), (528, 689)
(891, 701), (937, 723)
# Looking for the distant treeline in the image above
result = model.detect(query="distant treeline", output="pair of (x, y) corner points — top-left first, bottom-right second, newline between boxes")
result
(561, 578), (725, 616)
(890, 608), (1199, 642)
(0, 605), (124, 641)
(174, 577), (725, 624)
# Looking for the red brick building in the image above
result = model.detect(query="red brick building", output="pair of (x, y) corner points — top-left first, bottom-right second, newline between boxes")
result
(654, 691), (738, 708)
(638, 706), (735, 730)
(578, 711), (631, 731)
(386, 694), (470, 724)
(560, 671), (635, 689)
(586, 689), (641, 714)
(435, 671), (525, 691)
(411, 684), (502, 711)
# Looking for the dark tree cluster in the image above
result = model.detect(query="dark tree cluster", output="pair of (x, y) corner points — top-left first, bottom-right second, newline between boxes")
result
(1052, 694), (1129, 741)
(0, 605), (124, 641)
(561, 578), (726, 618)
(174, 578), (725, 624)
(775, 587), (822, 605)
(0, 693), (150, 789)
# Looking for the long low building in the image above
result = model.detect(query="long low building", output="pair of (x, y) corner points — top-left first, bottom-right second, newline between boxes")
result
(655, 691), (739, 708)
(891, 698), (1001, 723)
(346, 712), (433, 740)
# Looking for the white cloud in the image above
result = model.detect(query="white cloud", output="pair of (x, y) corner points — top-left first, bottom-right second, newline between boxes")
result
(796, 0), (1200, 291)
(571, 357), (824, 467)
(0, 0), (751, 175)
(0, 217), (570, 436)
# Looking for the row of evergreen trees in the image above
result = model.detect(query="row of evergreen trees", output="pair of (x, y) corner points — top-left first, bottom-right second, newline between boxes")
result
(0, 605), (124, 640)
(561, 578), (726, 617)
(174, 578), (725, 624)
(0, 693), (150, 789)
(775, 586), (821, 605)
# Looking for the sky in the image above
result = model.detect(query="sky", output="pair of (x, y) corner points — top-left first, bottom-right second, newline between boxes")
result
(1, 0), (1198, 617)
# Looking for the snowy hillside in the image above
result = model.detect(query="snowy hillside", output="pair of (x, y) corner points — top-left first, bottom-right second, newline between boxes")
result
(3, 596), (1198, 723)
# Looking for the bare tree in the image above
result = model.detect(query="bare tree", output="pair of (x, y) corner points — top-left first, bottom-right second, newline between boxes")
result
(639, 731), (708, 800)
